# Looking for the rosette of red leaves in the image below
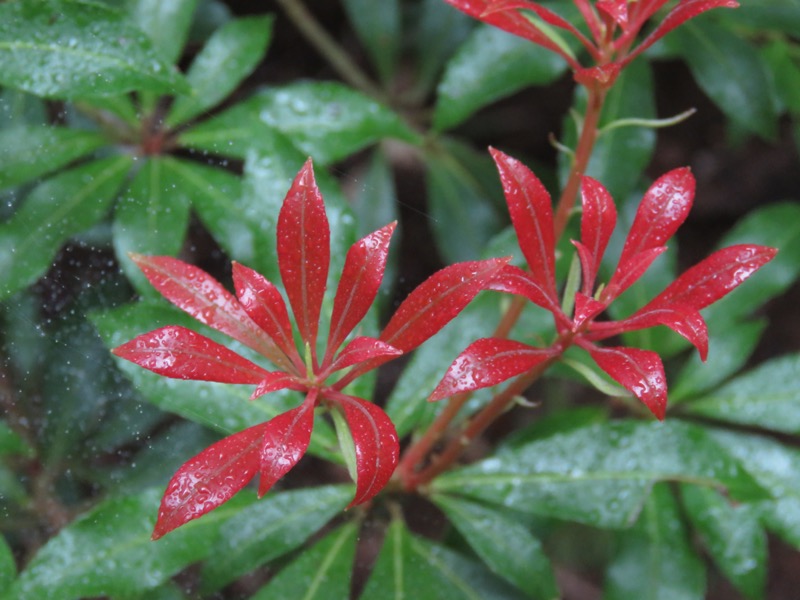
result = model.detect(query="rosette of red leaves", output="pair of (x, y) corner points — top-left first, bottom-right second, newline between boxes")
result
(444, 0), (739, 88)
(112, 159), (508, 539)
(431, 148), (777, 419)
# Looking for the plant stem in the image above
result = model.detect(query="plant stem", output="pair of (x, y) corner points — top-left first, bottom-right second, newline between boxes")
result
(275, 0), (387, 103)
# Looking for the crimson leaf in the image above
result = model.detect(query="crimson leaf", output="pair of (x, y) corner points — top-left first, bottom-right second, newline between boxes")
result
(579, 175), (617, 293)
(112, 325), (270, 384)
(152, 422), (268, 539)
(328, 337), (401, 374)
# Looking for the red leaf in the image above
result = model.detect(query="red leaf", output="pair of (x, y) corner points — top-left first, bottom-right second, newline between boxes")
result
(490, 148), (557, 301)
(259, 391), (317, 497)
(625, 0), (740, 64)
(380, 258), (509, 353)
(152, 422), (268, 539)
(112, 325), (270, 384)
(328, 393), (399, 507)
(574, 0), (603, 45)
(131, 254), (279, 362)
(328, 337), (402, 374)
(573, 292), (606, 329)
(233, 262), (300, 373)
(591, 306), (709, 361)
(616, 168), (694, 268)
(579, 176), (617, 293)
(277, 159), (330, 349)
(326, 222), (396, 358)
(430, 338), (556, 401)
(584, 344), (667, 420)
(596, 0), (629, 29)
(642, 244), (778, 312)
(488, 264), (565, 320)
(250, 372), (302, 400)
(604, 246), (668, 303)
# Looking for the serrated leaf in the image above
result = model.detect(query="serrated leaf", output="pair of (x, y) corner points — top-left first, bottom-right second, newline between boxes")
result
(342, 0), (400, 83)
(434, 24), (564, 130)
(685, 354), (800, 434)
(681, 484), (766, 600)
(128, 0), (197, 65)
(432, 420), (764, 528)
(361, 519), (527, 600)
(166, 15), (274, 127)
(251, 522), (358, 600)
(0, 126), (107, 190)
(433, 495), (558, 599)
(7, 488), (252, 599)
(200, 485), (352, 591)
(0, 155), (131, 300)
(112, 157), (192, 295)
(0, 0), (188, 98)
(605, 484), (706, 600)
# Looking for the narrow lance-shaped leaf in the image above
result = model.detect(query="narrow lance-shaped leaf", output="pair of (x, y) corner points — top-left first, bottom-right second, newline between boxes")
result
(259, 391), (317, 497)
(277, 159), (330, 350)
(250, 372), (301, 400)
(579, 175), (617, 293)
(131, 254), (282, 364)
(328, 337), (401, 374)
(603, 246), (668, 303)
(326, 222), (396, 358)
(573, 292), (607, 328)
(584, 343), (667, 419)
(112, 325), (271, 384)
(430, 338), (557, 401)
(153, 422), (268, 539)
(596, 0), (629, 29)
(490, 147), (557, 300)
(328, 393), (399, 507)
(488, 264), (565, 317)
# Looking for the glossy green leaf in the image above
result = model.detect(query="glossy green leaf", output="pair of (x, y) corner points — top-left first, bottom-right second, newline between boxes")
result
(0, 536), (15, 595)
(560, 59), (656, 201)
(0, 420), (33, 459)
(502, 406), (609, 449)
(720, 0), (800, 37)
(670, 318), (767, 402)
(434, 24), (565, 131)
(166, 15), (274, 127)
(685, 354), (800, 434)
(113, 157), (192, 295)
(431, 420), (765, 528)
(0, 155), (132, 301)
(0, 126), (107, 190)
(128, 0), (197, 65)
(7, 488), (252, 599)
(351, 147), (399, 240)
(180, 81), (420, 165)
(605, 484), (706, 600)
(75, 95), (140, 128)
(761, 41), (800, 114)
(681, 485), (766, 600)
(361, 519), (526, 600)
(424, 138), (503, 262)
(670, 20), (777, 138)
(200, 485), (353, 591)
(342, 0), (400, 83)
(92, 301), (340, 461)
(251, 522), (358, 600)
(433, 495), (558, 599)
(0, 89), (48, 127)
(0, 0), (188, 99)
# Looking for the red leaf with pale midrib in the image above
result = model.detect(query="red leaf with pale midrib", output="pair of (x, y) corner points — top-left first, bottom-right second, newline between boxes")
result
(152, 422), (268, 539)
(430, 338), (557, 401)
(112, 325), (270, 384)
(328, 337), (401, 374)
(579, 176), (617, 294)
(277, 159), (330, 350)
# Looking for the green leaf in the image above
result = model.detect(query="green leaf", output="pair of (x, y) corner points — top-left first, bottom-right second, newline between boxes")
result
(75, 95), (141, 128)
(7, 488), (253, 599)
(0, 155), (132, 301)
(0, 420), (34, 459)
(342, 0), (400, 83)
(0, 89), (48, 127)
(681, 485), (766, 600)
(424, 138), (503, 262)
(128, 0), (198, 65)
(200, 485), (353, 591)
(670, 318), (767, 402)
(604, 484), (706, 600)
(720, 0), (800, 36)
(431, 420), (765, 528)
(180, 81), (420, 165)
(91, 300), (340, 461)
(166, 15), (274, 127)
(433, 495), (558, 599)
(0, 0), (189, 99)
(685, 354), (800, 434)
(761, 40), (800, 115)
(251, 522), (358, 600)
(434, 24), (565, 131)
(361, 519), (527, 600)
(501, 406), (609, 449)
(112, 157), (192, 295)
(559, 59), (656, 201)
(0, 126), (108, 190)
(669, 20), (777, 139)
(0, 536), (15, 595)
